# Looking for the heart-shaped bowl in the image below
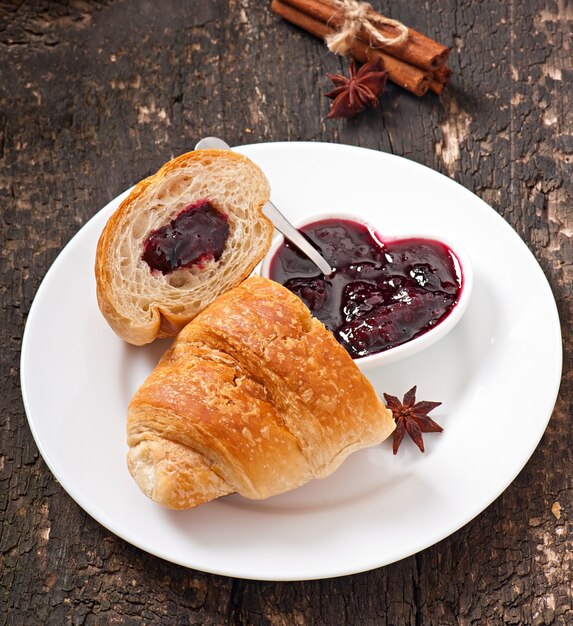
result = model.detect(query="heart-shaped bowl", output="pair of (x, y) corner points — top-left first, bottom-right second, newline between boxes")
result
(259, 211), (473, 372)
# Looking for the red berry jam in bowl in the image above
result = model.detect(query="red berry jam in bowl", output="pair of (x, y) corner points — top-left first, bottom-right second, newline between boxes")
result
(142, 199), (229, 274)
(261, 215), (471, 369)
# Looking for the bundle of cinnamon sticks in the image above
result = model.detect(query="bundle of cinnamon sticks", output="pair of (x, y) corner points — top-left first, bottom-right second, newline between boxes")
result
(271, 0), (451, 96)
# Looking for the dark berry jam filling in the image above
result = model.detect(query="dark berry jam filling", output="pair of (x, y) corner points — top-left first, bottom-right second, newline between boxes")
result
(142, 200), (230, 274)
(269, 218), (462, 358)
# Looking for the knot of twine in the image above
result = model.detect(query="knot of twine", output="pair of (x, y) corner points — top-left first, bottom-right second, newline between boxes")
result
(325, 0), (409, 56)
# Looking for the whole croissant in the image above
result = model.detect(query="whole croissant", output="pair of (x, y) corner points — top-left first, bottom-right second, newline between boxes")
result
(127, 276), (395, 509)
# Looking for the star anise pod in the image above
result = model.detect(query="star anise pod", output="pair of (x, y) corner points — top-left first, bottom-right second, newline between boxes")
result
(325, 59), (388, 119)
(383, 386), (443, 454)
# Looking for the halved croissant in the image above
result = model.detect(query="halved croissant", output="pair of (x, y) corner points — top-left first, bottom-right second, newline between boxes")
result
(127, 276), (395, 509)
(95, 149), (273, 345)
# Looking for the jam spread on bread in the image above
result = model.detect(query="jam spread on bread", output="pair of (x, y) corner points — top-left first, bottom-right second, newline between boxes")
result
(142, 200), (229, 274)
(269, 218), (461, 358)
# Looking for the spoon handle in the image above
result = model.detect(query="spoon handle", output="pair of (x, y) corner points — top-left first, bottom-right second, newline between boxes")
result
(195, 137), (333, 275)
(195, 137), (233, 151)
(261, 200), (332, 275)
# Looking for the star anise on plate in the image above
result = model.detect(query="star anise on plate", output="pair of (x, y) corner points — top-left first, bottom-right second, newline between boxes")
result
(383, 386), (443, 454)
(325, 58), (388, 119)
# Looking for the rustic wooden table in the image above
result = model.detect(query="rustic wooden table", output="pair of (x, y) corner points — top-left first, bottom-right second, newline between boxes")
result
(1, 1), (571, 624)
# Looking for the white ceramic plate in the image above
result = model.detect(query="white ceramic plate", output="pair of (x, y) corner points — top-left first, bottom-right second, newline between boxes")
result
(21, 142), (562, 581)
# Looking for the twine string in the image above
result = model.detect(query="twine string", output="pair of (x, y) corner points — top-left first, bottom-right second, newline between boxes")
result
(325, 0), (409, 55)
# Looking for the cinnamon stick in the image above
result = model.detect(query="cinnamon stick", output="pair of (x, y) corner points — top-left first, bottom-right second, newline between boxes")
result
(281, 0), (450, 71)
(433, 65), (452, 83)
(272, 0), (431, 96)
(429, 79), (446, 95)
(429, 65), (452, 95)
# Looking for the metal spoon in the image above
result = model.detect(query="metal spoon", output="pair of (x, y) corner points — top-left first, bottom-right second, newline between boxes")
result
(195, 137), (333, 275)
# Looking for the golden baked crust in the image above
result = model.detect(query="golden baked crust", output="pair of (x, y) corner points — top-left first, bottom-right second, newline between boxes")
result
(95, 149), (273, 345)
(127, 276), (395, 509)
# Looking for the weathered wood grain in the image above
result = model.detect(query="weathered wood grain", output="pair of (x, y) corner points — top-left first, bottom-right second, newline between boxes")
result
(1, 0), (571, 624)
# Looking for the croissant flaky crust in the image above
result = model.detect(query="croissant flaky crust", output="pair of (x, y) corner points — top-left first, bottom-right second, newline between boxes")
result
(127, 276), (395, 509)
(95, 149), (273, 345)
